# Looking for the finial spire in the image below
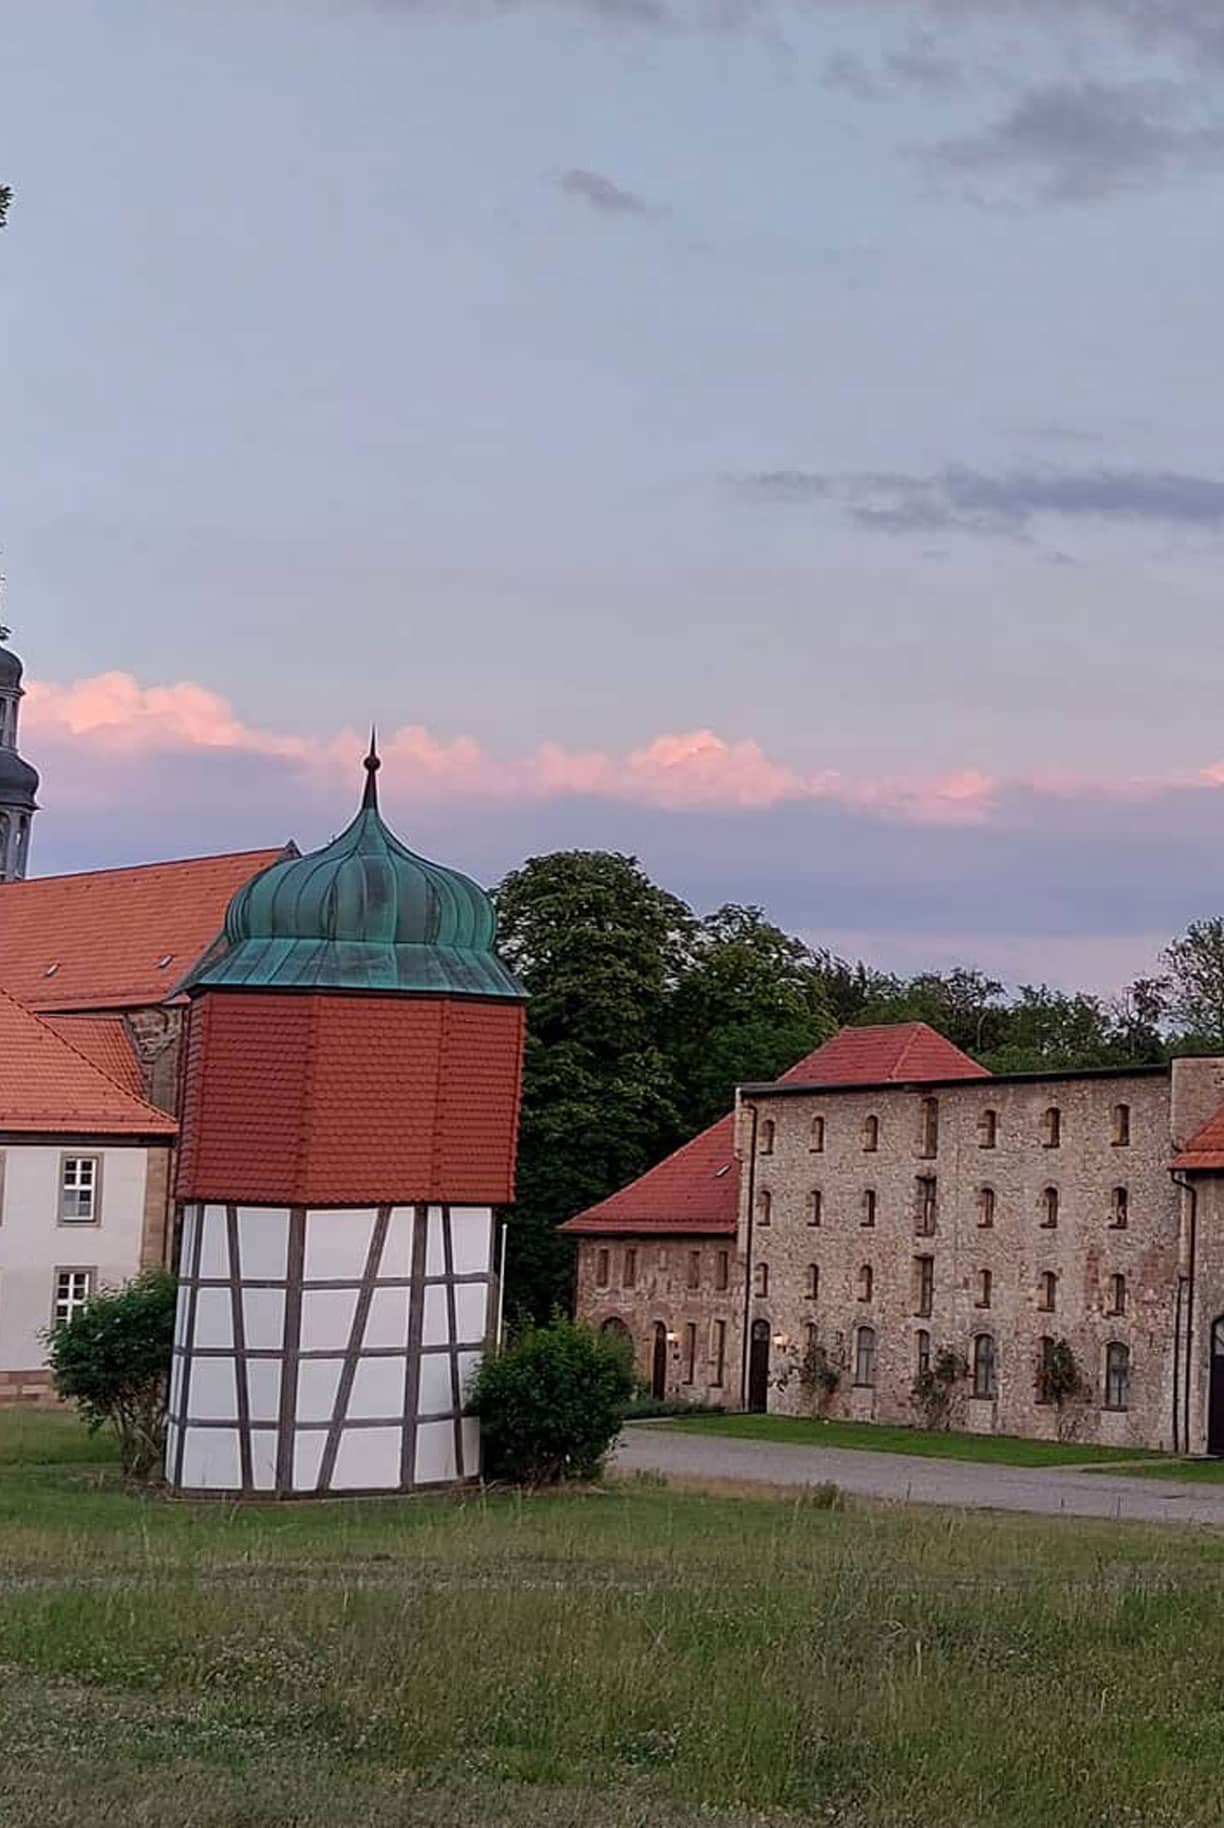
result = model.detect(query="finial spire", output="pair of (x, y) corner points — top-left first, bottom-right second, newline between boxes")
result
(362, 726), (381, 811)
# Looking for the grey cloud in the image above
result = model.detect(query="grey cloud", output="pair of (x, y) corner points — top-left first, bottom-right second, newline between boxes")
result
(884, 30), (964, 93)
(932, 79), (1224, 201)
(558, 167), (652, 214)
(821, 50), (882, 100)
(735, 464), (1224, 538)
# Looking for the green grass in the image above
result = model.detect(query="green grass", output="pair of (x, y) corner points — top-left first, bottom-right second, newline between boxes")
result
(1087, 1456), (1224, 1483)
(653, 1411), (1165, 1466)
(6, 1409), (1224, 1827)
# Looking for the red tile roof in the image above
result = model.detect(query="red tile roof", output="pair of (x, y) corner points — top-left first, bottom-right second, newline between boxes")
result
(776, 1022), (990, 1087)
(176, 992), (524, 1205)
(0, 848), (289, 1013)
(1173, 1103), (1224, 1171)
(0, 988), (177, 1136)
(41, 1015), (144, 1099)
(563, 1023), (987, 1235)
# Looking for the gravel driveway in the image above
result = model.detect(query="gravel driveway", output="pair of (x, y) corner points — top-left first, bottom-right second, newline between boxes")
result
(615, 1425), (1224, 1527)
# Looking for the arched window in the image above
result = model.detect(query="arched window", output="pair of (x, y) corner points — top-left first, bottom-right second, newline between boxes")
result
(920, 1097), (940, 1159)
(601, 1315), (630, 1339)
(805, 1321), (819, 1357)
(756, 1189), (772, 1229)
(759, 1119), (776, 1156)
(623, 1249), (638, 1289)
(977, 1108), (998, 1150)
(753, 1262), (769, 1299)
(1036, 1335), (1056, 1404)
(1110, 1186), (1129, 1230)
(854, 1325), (877, 1387)
(1041, 1186), (1059, 1230)
(916, 1176), (938, 1236)
(861, 1189), (877, 1228)
(1104, 1342), (1130, 1411)
(862, 1114), (879, 1153)
(977, 1186), (996, 1229)
(595, 1248), (610, 1289)
(804, 1262), (819, 1300)
(687, 1249), (701, 1290)
(915, 1329), (931, 1378)
(976, 1268), (992, 1309)
(1112, 1103), (1131, 1147)
(1038, 1270), (1057, 1312)
(1042, 1106), (1062, 1149)
(1108, 1273), (1127, 1316)
(856, 1263), (873, 1302)
(809, 1116), (826, 1154)
(972, 1334), (998, 1399)
(715, 1250), (730, 1292)
(807, 1188), (822, 1227)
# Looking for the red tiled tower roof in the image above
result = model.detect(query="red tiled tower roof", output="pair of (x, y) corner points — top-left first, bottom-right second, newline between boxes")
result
(562, 1022), (987, 1236)
(0, 987), (176, 1136)
(1173, 1104), (1224, 1171)
(0, 848), (290, 1013)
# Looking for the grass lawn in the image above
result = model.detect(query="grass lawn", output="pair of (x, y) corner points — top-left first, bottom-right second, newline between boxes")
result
(6, 1410), (1224, 1827)
(653, 1412), (1165, 1467)
(1087, 1456), (1224, 1482)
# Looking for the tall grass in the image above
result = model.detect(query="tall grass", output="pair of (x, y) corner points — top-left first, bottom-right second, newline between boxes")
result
(3, 1410), (1224, 1826)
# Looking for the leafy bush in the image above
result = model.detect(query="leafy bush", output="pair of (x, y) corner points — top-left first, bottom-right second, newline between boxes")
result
(44, 1270), (177, 1480)
(622, 1394), (727, 1421)
(911, 1347), (968, 1431)
(797, 1334), (844, 1417)
(466, 1317), (635, 1485)
(1035, 1338), (1091, 1440)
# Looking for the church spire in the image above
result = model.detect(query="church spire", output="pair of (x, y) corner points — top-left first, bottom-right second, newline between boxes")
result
(0, 628), (40, 883)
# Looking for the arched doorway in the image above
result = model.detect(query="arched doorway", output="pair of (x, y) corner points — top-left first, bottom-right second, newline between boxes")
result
(1209, 1318), (1224, 1455)
(651, 1322), (668, 1400)
(748, 1318), (770, 1413)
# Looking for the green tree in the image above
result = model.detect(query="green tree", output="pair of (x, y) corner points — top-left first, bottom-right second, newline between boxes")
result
(1161, 918), (1224, 1046)
(466, 1316), (635, 1485)
(981, 984), (1125, 1073)
(0, 186), (10, 229)
(857, 966), (1009, 1057)
(44, 1270), (177, 1479)
(665, 904), (835, 1133)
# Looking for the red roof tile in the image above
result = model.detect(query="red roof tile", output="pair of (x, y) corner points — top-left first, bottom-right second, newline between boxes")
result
(42, 1015), (144, 1098)
(0, 988), (177, 1136)
(1173, 1102), (1224, 1171)
(563, 1023), (988, 1235)
(0, 848), (289, 1013)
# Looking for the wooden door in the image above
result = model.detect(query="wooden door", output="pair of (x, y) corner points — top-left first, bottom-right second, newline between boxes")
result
(748, 1319), (770, 1413)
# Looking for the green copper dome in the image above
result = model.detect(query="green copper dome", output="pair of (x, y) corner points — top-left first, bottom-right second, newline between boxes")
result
(184, 743), (524, 1000)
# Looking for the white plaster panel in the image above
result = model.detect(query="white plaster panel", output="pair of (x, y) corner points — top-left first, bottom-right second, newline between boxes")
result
(301, 1288), (359, 1352)
(417, 1351), (455, 1417)
(426, 1207), (446, 1277)
(192, 1287), (234, 1352)
(304, 1209), (376, 1283)
(422, 1284), (450, 1347)
(451, 1208), (493, 1277)
(460, 1417), (482, 1480)
(178, 1207), (198, 1277)
(382, 1206), (416, 1279)
(236, 1208), (289, 1281)
(246, 1359), (282, 1425)
(189, 1356), (239, 1422)
(414, 1419), (457, 1485)
(197, 1206), (231, 1281)
(456, 1350), (483, 1407)
(242, 1287), (286, 1352)
(332, 1426), (401, 1491)
(348, 1355), (407, 1420)
(181, 1427), (241, 1491)
(292, 1429), (326, 1492)
(362, 1286), (410, 1351)
(296, 1357), (344, 1424)
(249, 1429), (278, 1491)
(454, 1282), (489, 1345)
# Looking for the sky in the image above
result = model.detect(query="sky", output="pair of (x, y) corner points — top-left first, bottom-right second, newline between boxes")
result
(4, 0), (1224, 995)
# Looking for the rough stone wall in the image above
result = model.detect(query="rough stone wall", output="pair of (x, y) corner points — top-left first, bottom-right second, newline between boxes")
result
(573, 1235), (742, 1405)
(737, 1071), (1182, 1450)
(124, 1006), (184, 1113)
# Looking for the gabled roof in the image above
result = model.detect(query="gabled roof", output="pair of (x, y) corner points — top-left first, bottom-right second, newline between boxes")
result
(775, 1021), (990, 1087)
(1173, 1103), (1224, 1171)
(42, 1015), (144, 1099)
(0, 847), (290, 1013)
(562, 1023), (988, 1236)
(0, 988), (176, 1136)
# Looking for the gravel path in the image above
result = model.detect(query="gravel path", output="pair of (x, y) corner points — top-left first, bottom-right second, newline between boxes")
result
(614, 1426), (1224, 1527)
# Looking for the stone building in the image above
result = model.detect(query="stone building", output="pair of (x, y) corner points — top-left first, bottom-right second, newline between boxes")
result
(567, 1021), (1224, 1455)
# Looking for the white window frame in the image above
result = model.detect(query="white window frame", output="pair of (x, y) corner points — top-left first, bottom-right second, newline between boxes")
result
(53, 1267), (94, 1327)
(59, 1154), (102, 1225)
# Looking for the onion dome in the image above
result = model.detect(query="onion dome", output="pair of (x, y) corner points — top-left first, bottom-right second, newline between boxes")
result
(184, 738), (524, 1000)
(0, 645), (23, 690)
(0, 746), (39, 811)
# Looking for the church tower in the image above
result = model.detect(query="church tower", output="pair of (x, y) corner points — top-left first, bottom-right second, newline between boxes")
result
(165, 743), (526, 1497)
(0, 633), (39, 883)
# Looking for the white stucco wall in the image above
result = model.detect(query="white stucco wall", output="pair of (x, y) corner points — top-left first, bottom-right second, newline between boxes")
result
(0, 1143), (152, 1375)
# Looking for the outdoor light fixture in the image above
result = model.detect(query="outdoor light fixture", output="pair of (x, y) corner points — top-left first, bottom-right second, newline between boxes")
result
(772, 1333), (790, 1350)
(666, 1331), (679, 1344)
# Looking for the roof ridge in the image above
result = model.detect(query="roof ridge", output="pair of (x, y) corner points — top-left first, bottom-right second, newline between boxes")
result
(0, 985), (176, 1130)
(891, 1021), (932, 1076)
(0, 843), (292, 888)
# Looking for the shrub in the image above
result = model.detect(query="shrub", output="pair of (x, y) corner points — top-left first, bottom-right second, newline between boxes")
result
(466, 1317), (635, 1485)
(1036, 1338), (1091, 1440)
(622, 1394), (726, 1421)
(911, 1347), (968, 1431)
(44, 1270), (177, 1480)
(797, 1334), (844, 1417)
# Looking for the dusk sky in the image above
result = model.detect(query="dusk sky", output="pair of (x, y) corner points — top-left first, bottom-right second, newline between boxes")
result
(6, 0), (1224, 993)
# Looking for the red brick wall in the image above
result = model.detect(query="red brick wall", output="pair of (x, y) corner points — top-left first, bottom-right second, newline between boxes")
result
(176, 991), (525, 1206)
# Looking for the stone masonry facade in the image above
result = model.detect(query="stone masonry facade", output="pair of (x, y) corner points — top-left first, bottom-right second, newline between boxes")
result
(574, 1054), (1224, 1452)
